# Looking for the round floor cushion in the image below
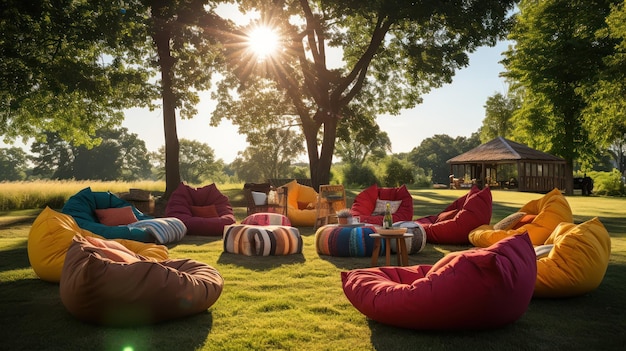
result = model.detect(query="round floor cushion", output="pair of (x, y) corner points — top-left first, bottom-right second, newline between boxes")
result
(60, 235), (223, 326)
(315, 224), (380, 257)
(223, 224), (302, 256)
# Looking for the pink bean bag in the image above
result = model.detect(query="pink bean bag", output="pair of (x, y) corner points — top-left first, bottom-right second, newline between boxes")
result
(415, 186), (492, 244)
(341, 233), (536, 330)
(166, 182), (236, 236)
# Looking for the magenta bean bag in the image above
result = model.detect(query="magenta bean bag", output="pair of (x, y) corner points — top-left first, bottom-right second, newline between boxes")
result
(165, 182), (236, 236)
(341, 233), (536, 330)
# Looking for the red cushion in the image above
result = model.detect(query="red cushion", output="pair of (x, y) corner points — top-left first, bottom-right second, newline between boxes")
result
(416, 186), (492, 244)
(94, 206), (138, 226)
(191, 205), (219, 218)
(341, 233), (536, 330)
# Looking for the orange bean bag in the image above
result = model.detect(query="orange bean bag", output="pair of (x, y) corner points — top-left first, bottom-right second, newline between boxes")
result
(469, 188), (573, 247)
(284, 180), (319, 226)
(534, 217), (611, 298)
(60, 235), (224, 326)
(27, 207), (168, 283)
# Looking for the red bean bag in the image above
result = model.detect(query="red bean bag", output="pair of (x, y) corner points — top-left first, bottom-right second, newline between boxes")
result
(60, 235), (223, 326)
(166, 182), (236, 236)
(350, 184), (414, 225)
(415, 186), (492, 244)
(341, 233), (536, 330)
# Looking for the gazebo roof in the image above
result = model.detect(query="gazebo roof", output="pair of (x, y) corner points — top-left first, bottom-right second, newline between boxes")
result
(447, 136), (565, 164)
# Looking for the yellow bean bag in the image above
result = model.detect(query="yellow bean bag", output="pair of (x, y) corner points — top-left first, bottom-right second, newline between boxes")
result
(27, 207), (169, 283)
(284, 180), (318, 226)
(469, 188), (573, 247)
(534, 217), (611, 298)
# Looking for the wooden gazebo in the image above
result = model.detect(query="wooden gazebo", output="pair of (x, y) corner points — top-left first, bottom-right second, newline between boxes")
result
(447, 137), (567, 193)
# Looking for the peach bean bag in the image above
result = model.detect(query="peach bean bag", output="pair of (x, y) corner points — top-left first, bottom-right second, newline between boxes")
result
(534, 217), (611, 298)
(60, 235), (223, 326)
(350, 184), (414, 225)
(415, 186), (492, 244)
(166, 182), (236, 236)
(469, 188), (573, 247)
(27, 207), (168, 283)
(341, 233), (536, 330)
(284, 180), (319, 226)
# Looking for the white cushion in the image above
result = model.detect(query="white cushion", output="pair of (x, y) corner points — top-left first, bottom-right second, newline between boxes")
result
(251, 191), (267, 206)
(372, 199), (402, 216)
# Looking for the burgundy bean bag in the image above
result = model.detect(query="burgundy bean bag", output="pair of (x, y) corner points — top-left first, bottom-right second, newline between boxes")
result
(350, 184), (414, 225)
(341, 233), (536, 330)
(166, 182), (236, 236)
(415, 186), (492, 244)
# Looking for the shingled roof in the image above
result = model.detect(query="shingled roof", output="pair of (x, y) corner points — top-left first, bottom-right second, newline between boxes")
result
(447, 137), (565, 164)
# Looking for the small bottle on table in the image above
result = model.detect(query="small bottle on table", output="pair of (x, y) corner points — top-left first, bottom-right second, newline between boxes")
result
(383, 202), (393, 229)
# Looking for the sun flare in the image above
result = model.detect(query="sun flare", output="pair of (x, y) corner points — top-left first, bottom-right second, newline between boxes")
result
(247, 26), (280, 59)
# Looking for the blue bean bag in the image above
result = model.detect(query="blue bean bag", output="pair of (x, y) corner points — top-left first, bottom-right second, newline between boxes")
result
(62, 187), (154, 242)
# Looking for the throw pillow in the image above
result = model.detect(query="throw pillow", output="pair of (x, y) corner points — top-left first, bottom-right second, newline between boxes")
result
(493, 212), (527, 231)
(534, 244), (554, 259)
(251, 191), (267, 206)
(191, 205), (219, 218)
(95, 206), (138, 226)
(512, 214), (537, 229)
(371, 199), (402, 216)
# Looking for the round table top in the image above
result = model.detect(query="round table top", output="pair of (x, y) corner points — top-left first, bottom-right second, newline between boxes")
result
(369, 233), (414, 238)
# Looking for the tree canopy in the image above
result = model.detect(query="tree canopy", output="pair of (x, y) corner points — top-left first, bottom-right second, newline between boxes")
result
(0, 0), (156, 146)
(214, 0), (517, 189)
(501, 0), (621, 193)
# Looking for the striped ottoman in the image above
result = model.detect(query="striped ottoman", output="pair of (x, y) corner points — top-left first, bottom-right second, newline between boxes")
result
(392, 221), (427, 254)
(315, 224), (381, 257)
(223, 213), (302, 256)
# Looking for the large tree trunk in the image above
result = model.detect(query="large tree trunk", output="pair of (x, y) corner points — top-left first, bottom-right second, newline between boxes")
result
(304, 111), (338, 190)
(152, 16), (181, 200)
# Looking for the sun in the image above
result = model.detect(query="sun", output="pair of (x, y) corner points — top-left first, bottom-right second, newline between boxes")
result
(247, 26), (280, 59)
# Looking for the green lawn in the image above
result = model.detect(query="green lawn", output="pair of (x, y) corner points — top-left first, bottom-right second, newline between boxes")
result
(1, 189), (625, 350)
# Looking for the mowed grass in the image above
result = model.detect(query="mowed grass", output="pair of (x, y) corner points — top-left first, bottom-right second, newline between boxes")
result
(1, 188), (625, 350)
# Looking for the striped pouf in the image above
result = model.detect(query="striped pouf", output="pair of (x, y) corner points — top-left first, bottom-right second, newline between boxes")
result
(315, 224), (381, 257)
(223, 224), (302, 256)
(391, 221), (427, 254)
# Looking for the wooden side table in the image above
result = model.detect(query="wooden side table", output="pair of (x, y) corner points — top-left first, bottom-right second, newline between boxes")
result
(370, 233), (413, 266)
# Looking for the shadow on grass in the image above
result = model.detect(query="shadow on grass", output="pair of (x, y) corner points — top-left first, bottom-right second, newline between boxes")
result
(0, 277), (217, 351)
(364, 263), (626, 351)
(0, 243), (30, 272)
(216, 251), (306, 270)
